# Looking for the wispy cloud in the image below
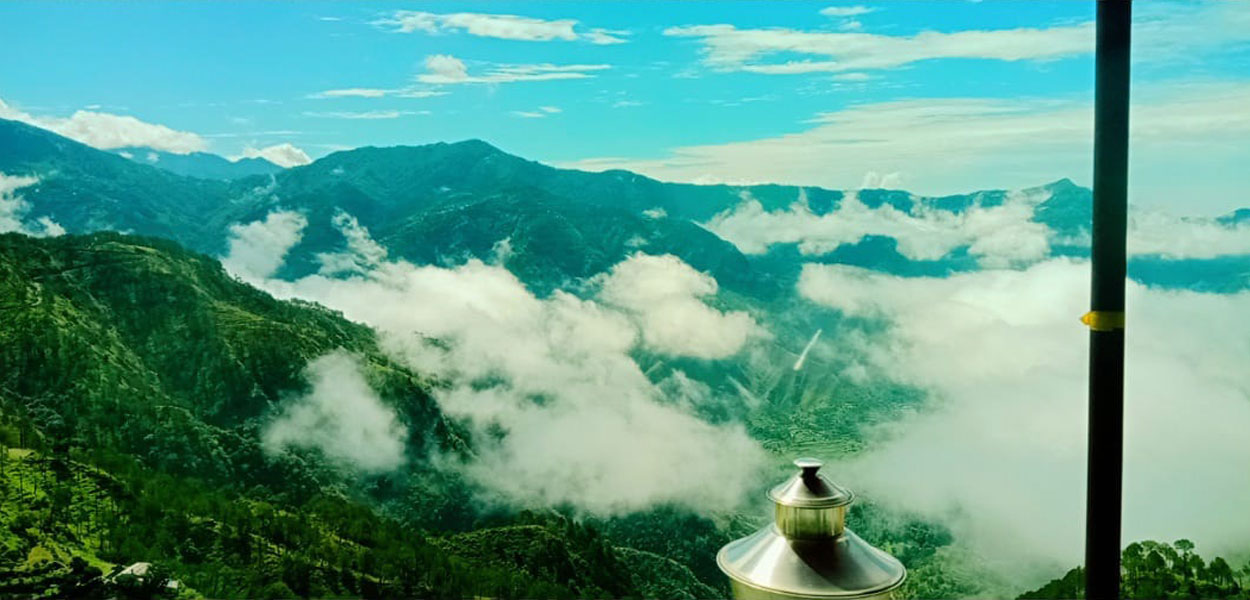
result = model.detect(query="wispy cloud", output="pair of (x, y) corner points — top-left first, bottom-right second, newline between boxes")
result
(308, 87), (447, 99)
(417, 54), (609, 85)
(302, 109), (427, 119)
(310, 88), (389, 98)
(663, 21), (1094, 75)
(818, 5), (876, 17)
(375, 10), (629, 44)
(666, 2), (1250, 76)
(511, 106), (562, 118)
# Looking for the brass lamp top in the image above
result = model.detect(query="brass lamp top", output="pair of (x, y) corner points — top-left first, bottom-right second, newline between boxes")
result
(717, 458), (906, 600)
(768, 458), (854, 509)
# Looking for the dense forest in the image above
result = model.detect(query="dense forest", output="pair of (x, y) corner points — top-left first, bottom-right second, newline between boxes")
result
(1019, 541), (1250, 599)
(0, 232), (707, 598)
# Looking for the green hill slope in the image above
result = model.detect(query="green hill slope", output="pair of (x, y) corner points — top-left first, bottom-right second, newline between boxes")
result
(0, 232), (454, 480)
(0, 232), (735, 599)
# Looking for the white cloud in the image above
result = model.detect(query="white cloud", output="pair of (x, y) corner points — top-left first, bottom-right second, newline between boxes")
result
(0, 173), (63, 237)
(377, 11), (628, 44)
(512, 106), (563, 118)
(586, 28), (629, 45)
(663, 22), (1094, 75)
(220, 209), (308, 283)
(231, 212), (770, 514)
(263, 351), (407, 473)
(597, 253), (764, 359)
(0, 98), (207, 154)
(234, 143), (313, 168)
(417, 54), (610, 85)
(799, 261), (1250, 584)
(302, 110), (426, 119)
(315, 211), (388, 276)
(819, 6), (876, 17)
(1126, 210), (1250, 259)
(309, 87), (448, 99)
(705, 188), (1053, 268)
(665, 3), (1250, 76)
(560, 81), (1250, 214)
(394, 89), (448, 99)
(311, 88), (390, 98)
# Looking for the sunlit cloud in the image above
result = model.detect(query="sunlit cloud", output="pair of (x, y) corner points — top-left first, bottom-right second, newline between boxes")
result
(416, 54), (610, 85)
(376, 10), (629, 44)
(232, 143), (313, 168)
(819, 6), (876, 18)
(0, 97), (207, 154)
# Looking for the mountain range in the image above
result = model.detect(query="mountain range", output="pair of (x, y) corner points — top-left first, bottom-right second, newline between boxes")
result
(2, 114), (1249, 598)
(110, 147), (283, 180)
(5, 116), (1247, 298)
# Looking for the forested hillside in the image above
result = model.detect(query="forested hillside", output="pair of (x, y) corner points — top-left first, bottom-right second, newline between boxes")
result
(0, 233), (717, 598)
(0, 233), (1007, 599)
(1019, 541), (1250, 599)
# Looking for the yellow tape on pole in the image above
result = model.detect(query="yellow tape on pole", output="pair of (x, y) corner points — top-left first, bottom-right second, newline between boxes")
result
(1080, 311), (1125, 331)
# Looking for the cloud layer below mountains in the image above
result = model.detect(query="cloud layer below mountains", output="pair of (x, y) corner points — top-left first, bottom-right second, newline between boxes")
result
(0, 173), (63, 237)
(705, 188), (1052, 268)
(704, 186), (1250, 265)
(225, 209), (769, 515)
(220, 210), (308, 284)
(800, 261), (1250, 583)
(263, 351), (408, 473)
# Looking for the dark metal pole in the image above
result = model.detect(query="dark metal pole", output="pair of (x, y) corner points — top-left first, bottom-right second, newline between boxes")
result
(1084, 1), (1131, 599)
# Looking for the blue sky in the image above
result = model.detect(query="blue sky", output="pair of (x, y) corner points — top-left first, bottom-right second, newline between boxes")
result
(2, 1), (1248, 212)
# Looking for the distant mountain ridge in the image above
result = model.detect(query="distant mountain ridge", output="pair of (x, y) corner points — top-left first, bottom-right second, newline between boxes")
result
(111, 146), (283, 180)
(2, 116), (1246, 295)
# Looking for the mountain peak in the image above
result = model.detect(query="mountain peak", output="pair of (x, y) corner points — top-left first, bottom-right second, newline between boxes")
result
(1044, 177), (1082, 192)
(447, 138), (504, 154)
